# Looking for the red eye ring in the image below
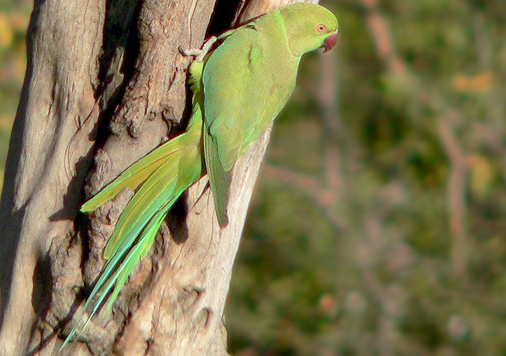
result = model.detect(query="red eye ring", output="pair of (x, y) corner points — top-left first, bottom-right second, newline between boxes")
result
(317, 24), (327, 33)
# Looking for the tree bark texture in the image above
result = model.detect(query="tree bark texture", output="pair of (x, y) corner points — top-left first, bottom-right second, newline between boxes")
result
(0, 0), (315, 355)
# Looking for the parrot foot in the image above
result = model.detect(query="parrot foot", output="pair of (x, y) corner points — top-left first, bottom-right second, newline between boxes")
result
(179, 36), (218, 62)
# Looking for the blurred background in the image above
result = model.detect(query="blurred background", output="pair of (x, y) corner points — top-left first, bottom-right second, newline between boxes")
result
(1, 0), (505, 355)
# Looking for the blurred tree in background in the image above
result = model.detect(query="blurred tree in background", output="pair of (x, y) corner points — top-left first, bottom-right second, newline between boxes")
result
(1, 0), (505, 355)
(0, 0), (29, 190)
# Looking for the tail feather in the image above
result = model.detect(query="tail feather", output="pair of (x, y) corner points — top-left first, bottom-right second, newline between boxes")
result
(103, 159), (179, 259)
(60, 212), (158, 352)
(62, 116), (204, 350)
(81, 138), (185, 212)
(61, 166), (194, 351)
(105, 208), (163, 312)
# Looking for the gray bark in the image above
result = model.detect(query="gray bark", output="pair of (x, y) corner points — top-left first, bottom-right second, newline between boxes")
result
(0, 0), (315, 355)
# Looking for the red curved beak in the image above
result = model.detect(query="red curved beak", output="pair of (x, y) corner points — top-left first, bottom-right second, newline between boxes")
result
(322, 32), (339, 53)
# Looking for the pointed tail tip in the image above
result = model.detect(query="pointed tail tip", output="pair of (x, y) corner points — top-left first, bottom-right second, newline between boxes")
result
(217, 211), (229, 228)
(80, 200), (97, 213)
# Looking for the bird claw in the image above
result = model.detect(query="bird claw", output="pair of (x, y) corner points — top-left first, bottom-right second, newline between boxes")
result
(179, 36), (218, 62)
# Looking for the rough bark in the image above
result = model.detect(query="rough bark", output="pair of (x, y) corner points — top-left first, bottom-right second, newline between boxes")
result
(0, 0), (315, 355)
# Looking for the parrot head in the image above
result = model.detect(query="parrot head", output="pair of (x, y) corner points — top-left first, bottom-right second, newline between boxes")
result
(279, 3), (339, 57)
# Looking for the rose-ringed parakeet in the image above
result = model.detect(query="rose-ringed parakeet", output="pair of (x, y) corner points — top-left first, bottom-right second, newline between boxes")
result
(61, 3), (338, 348)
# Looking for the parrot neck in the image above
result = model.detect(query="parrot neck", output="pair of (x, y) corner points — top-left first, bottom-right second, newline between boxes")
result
(254, 10), (299, 59)
(273, 10), (300, 58)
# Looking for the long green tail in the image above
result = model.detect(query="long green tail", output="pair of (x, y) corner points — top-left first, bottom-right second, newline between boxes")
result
(60, 111), (204, 350)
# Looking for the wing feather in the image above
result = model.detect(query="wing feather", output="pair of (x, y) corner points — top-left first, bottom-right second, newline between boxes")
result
(203, 128), (230, 226)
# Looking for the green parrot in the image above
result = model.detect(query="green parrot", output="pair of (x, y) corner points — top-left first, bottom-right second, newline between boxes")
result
(61, 3), (338, 348)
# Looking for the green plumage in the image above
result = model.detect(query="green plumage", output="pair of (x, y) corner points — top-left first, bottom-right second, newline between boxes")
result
(61, 3), (338, 349)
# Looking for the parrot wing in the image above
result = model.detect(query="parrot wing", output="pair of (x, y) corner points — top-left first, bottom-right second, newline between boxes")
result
(202, 25), (296, 226)
(202, 28), (265, 226)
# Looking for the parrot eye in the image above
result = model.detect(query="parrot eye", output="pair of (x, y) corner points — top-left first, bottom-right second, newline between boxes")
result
(317, 24), (327, 33)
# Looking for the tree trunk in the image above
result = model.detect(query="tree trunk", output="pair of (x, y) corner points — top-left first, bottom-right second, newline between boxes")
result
(0, 0), (315, 355)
